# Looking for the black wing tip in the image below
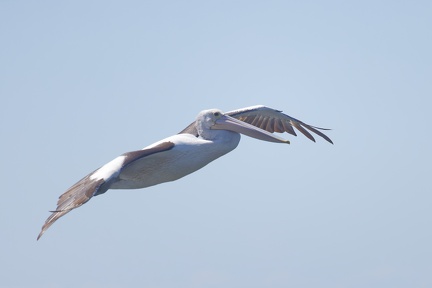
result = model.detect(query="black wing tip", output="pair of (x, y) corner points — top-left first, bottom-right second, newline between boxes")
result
(317, 133), (334, 144)
(298, 122), (333, 144)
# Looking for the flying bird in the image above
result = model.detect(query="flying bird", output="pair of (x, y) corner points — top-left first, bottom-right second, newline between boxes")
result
(37, 105), (333, 240)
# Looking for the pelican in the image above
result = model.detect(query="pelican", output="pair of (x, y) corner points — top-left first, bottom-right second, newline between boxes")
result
(37, 105), (333, 240)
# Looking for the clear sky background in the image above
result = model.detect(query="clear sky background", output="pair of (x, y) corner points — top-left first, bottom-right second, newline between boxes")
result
(1, 1), (431, 288)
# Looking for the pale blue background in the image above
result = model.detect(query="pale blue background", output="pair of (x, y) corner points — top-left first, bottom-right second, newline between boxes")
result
(1, 1), (431, 288)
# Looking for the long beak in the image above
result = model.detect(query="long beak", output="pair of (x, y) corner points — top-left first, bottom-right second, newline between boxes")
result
(211, 115), (290, 144)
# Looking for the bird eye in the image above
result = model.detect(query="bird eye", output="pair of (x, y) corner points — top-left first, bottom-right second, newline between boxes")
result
(213, 112), (221, 117)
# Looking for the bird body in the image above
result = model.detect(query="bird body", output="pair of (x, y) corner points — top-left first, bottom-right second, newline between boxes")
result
(37, 106), (333, 240)
(110, 131), (240, 190)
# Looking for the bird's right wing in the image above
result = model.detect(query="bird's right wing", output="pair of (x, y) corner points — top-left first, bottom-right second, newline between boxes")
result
(37, 172), (106, 240)
(178, 121), (198, 136)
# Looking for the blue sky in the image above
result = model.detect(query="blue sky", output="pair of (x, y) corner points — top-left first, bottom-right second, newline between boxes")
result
(1, 1), (431, 288)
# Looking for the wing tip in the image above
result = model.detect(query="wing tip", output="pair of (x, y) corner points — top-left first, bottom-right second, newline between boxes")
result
(36, 231), (44, 241)
(37, 220), (51, 241)
(36, 211), (62, 241)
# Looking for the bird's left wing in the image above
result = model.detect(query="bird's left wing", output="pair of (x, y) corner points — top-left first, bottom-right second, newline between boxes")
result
(225, 105), (333, 144)
(37, 141), (174, 240)
(178, 105), (333, 144)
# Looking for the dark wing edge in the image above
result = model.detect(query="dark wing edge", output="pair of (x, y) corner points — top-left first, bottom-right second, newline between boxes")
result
(121, 141), (176, 169)
(37, 141), (175, 240)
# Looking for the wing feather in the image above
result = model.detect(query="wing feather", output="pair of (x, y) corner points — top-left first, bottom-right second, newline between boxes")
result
(260, 117), (269, 131)
(251, 115), (262, 127)
(290, 120), (316, 142)
(282, 118), (297, 136)
(266, 117), (275, 133)
(274, 119), (285, 133)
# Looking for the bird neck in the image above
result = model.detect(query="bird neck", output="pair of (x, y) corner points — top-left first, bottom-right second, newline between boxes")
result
(199, 128), (241, 147)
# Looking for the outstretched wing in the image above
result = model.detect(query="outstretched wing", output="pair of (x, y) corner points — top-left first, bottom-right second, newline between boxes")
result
(226, 105), (333, 144)
(37, 141), (175, 240)
(37, 173), (106, 240)
(178, 105), (333, 144)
